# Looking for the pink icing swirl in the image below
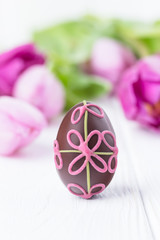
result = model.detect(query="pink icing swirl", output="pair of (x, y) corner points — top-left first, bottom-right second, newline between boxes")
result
(71, 103), (104, 124)
(102, 131), (118, 173)
(67, 183), (105, 199)
(53, 140), (63, 169)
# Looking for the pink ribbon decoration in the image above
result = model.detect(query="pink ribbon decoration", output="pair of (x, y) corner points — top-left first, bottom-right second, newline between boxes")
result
(67, 129), (108, 175)
(71, 104), (104, 124)
(53, 140), (63, 169)
(67, 183), (105, 199)
(102, 130), (118, 173)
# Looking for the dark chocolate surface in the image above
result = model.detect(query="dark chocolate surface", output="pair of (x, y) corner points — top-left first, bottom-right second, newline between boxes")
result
(56, 101), (117, 195)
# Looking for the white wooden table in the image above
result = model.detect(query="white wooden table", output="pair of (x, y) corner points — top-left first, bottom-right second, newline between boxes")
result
(0, 97), (160, 240)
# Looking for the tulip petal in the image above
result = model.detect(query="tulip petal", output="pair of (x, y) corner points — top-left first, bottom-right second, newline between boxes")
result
(119, 66), (140, 119)
(0, 97), (46, 156)
(119, 54), (160, 130)
(90, 38), (135, 84)
(0, 44), (45, 96)
(13, 65), (65, 120)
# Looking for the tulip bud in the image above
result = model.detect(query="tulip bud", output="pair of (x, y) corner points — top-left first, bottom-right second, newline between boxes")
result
(13, 65), (65, 120)
(0, 97), (47, 156)
(119, 55), (160, 130)
(90, 38), (135, 87)
(0, 44), (45, 96)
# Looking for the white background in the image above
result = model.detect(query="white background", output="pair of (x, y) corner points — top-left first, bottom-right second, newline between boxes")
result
(0, 1), (160, 240)
(1, 0), (160, 49)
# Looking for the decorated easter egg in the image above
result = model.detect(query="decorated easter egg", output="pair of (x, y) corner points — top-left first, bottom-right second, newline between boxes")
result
(53, 100), (118, 199)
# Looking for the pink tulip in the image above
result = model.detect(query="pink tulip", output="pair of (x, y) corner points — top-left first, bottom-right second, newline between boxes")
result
(119, 55), (160, 130)
(0, 44), (45, 96)
(0, 97), (47, 156)
(13, 65), (65, 120)
(90, 38), (135, 86)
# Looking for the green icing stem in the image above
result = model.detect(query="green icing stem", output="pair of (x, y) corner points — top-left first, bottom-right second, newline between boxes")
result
(94, 152), (113, 155)
(60, 150), (113, 155)
(83, 100), (91, 194)
(60, 150), (81, 153)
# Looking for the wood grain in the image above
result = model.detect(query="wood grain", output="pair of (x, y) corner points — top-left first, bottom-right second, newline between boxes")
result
(0, 97), (159, 240)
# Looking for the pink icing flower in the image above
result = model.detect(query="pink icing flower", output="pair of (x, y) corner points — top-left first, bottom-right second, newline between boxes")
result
(13, 65), (65, 120)
(67, 129), (115, 175)
(0, 44), (45, 96)
(0, 96), (47, 156)
(90, 38), (135, 87)
(67, 183), (105, 199)
(53, 130), (118, 175)
(71, 103), (104, 124)
(119, 55), (160, 130)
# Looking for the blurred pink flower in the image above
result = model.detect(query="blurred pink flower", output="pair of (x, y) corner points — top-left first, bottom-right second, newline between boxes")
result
(90, 38), (135, 86)
(119, 55), (160, 130)
(0, 44), (45, 96)
(13, 65), (65, 120)
(0, 97), (47, 156)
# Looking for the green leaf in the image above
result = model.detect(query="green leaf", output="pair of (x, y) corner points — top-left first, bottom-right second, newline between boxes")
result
(33, 17), (114, 64)
(52, 63), (111, 110)
(34, 20), (97, 64)
(33, 17), (112, 110)
(111, 19), (160, 57)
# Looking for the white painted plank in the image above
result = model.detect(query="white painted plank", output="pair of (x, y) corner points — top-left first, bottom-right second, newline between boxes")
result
(114, 99), (160, 240)
(0, 98), (157, 240)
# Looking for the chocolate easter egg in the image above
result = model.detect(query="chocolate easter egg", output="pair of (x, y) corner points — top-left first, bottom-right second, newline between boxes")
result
(54, 101), (118, 199)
